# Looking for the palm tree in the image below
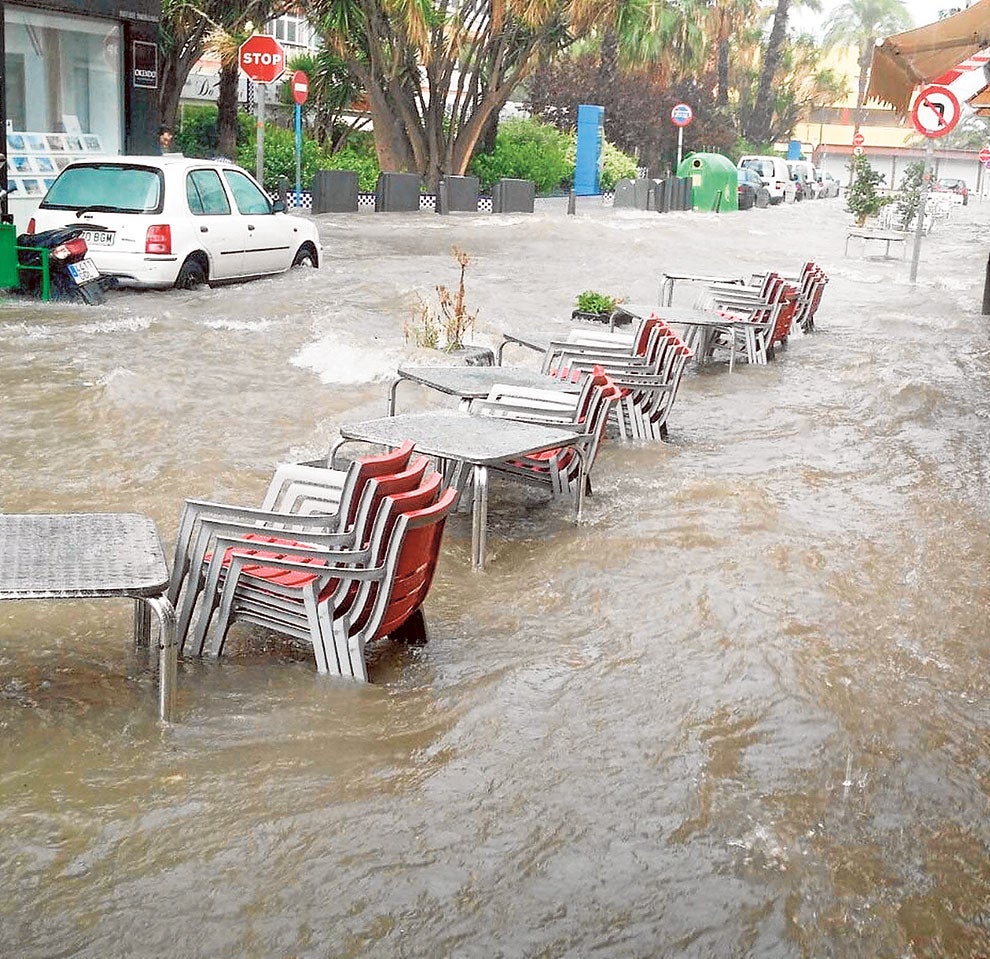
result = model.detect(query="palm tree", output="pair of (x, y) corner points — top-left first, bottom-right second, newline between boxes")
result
(824, 0), (911, 131)
(310, 0), (626, 190)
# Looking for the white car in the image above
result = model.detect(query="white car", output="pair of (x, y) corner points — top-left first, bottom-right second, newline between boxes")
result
(737, 155), (796, 205)
(28, 155), (321, 289)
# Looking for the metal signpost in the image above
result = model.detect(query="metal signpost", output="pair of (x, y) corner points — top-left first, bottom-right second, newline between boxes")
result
(238, 35), (287, 186)
(670, 103), (693, 168)
(291, 71), (309, 209)
(909, 84), (960, 283)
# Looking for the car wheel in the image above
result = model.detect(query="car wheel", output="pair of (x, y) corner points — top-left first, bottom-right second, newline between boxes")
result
(175, 255), (208, 290)
(292, 243), (318, 269)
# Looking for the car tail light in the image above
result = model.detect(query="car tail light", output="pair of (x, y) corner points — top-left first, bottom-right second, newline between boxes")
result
(51, 237), (89, 260)
(146, 224), (172, 255)
(27, 217), (36, 234)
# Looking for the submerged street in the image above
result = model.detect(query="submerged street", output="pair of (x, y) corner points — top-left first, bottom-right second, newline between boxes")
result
(1, 197), (989, 957)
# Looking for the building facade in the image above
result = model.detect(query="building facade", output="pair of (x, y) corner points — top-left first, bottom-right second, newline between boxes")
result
(2, 0), (161, 226)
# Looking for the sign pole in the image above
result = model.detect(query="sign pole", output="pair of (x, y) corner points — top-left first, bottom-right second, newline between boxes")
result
(256, 80), (265, 185)
(910, 137), (933, 284)
(677, 127), (683, 169)
(294, 102), (302, 208)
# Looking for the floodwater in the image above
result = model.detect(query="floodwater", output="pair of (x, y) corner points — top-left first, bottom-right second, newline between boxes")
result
(1, 196), (989, 958)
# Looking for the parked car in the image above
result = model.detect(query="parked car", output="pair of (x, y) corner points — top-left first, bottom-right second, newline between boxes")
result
(819, 171), (841, 198)
(738, 155), (796, 204)
(27, 155), (322, 289)
(787, 160), (820, 199)
(934, 177), (969, 205)
(737, 167), (770, 209)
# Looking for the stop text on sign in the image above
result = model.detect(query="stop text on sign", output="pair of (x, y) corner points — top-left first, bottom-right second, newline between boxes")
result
(242, 52), (282, 66)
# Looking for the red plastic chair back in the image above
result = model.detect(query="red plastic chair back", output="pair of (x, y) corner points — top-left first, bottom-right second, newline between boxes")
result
(344, 439), (416, 527)
(374, 486), (459, 640)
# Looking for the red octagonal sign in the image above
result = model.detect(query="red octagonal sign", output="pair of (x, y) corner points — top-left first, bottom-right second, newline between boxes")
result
(238, 34), (286, 85)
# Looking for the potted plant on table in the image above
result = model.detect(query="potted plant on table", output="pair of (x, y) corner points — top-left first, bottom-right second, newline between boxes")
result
(572, 290), (630, 325)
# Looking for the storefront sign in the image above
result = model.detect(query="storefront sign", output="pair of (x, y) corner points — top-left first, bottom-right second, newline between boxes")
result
(133, 40), (158, 89)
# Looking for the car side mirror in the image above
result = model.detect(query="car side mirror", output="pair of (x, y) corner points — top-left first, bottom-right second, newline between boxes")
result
(272, 199), (286, 214)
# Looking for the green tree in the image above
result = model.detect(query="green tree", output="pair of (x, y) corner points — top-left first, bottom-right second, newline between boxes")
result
(309, 0), (623, 190)
(845, 153), (892, 225)
(824, 0), (911, 133)
(893, 160), (923, 229)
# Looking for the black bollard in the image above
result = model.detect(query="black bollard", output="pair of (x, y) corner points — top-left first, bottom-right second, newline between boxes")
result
(277, 175), (289, 209)
(983, 253), (990, 315)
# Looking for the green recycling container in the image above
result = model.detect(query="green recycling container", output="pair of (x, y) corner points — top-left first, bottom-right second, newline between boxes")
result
(676, 152), (739, 213)
(0, 222), (20, 290)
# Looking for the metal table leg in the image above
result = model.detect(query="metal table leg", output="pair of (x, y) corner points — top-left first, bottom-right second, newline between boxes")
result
(471, 464), (488, 571)
(386, 376), (402, 415)
(146, 594), (177, 723)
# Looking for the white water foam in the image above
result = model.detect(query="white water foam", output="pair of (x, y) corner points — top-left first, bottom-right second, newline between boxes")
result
(293, 335), (399, 384)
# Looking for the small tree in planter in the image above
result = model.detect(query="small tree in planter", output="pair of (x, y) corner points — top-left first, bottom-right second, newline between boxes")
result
(893, 161), (925, 230)
(406, 247), (481, 355)
(846, 154), (894, 226)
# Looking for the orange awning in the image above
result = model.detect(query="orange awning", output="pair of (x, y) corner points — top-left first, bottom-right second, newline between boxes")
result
(867, 0), (990, 114)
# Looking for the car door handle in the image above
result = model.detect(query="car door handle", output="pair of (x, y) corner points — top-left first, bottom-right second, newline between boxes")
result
(247, 224), (256, 231)
(200, 226), (208, 233)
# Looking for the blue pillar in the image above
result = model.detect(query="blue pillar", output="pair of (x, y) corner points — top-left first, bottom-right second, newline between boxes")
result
(574, 104), (605, 196)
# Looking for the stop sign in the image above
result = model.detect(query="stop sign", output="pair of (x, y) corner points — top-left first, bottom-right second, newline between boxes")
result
(238, 35), (286, 84)
(980, 146), (990, 163)
(852, 132), (865, 147)
(291, 70), (309, 105)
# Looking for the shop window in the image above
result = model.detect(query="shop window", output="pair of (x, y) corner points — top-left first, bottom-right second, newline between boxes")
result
(3, 7), (122, 156)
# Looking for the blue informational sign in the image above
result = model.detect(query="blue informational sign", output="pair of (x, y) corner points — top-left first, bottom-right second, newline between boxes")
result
(787, 139), (802, 160)
(574, 104), (605, 196)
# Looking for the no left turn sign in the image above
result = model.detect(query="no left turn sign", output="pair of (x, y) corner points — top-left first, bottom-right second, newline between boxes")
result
(911, 84), (961, 138)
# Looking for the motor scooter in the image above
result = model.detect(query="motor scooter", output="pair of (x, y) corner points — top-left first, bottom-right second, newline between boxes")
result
(15, 228), (115, 305)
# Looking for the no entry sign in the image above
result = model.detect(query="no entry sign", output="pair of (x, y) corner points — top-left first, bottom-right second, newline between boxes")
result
(979, 146), (990, 163)
(670, 103), (693, 127)
(238, 35), (286, 84)
(852, 132), (865, 147)
(291, 70), (309, 105)
(911, 84), (961, 138)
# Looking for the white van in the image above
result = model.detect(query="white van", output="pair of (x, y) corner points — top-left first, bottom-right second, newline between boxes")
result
(738, 155), (796, 205)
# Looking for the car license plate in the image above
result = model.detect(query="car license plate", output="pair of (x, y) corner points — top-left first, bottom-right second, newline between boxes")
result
(68, 258), (100, 284)
(81, 230), (114, 247)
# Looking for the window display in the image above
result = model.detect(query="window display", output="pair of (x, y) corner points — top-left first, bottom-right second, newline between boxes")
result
(4, 7), (123, 156)
(5, 130), (105, 200)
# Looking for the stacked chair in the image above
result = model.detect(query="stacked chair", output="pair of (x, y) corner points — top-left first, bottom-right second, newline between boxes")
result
(169, 443), (458, 681)
(787, 261), (829, 334)
(694, 272), (797, 366)
(467, 368), (622, 499)
(538, 317), (694, 441)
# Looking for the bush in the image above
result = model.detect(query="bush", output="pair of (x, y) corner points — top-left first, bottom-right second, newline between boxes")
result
(846, 154), (893, 226)
(470, 118), (573, 193)
(175, 104), (223, 158)
(236, 120), (332, 191)
(599, 141), (639, 191)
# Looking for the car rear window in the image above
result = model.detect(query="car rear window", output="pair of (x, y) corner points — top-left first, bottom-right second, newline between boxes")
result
(40, 164), (164, 214)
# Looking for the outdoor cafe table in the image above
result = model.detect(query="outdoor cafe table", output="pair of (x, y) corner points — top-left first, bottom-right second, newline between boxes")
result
(332, 410), (588, 570)
(0, 512), (178, 722)
(500, 305), (750, 372)
(658, 271), (745, 306)
(387, 365), (580, 415)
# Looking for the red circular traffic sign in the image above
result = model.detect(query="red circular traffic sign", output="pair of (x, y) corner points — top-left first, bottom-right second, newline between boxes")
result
(911, 84), (961, 139)
(238, 35), (286, 84)
(670, 103), (694, 127)
(980, 146), (990, 163)
(852, 132), (865, 147)
(291, 70), (309, 105)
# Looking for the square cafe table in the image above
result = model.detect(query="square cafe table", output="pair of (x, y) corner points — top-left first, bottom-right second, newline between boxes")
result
(0, 513), (178, 722)
(333, 410), (588, 570)
(387, 364), (580, 415)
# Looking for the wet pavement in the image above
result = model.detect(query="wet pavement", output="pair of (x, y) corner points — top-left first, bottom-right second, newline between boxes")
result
(1, 196), (989, 958)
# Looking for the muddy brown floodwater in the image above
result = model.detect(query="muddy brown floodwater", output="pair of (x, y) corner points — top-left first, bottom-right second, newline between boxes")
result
(1, 196), (989, 958)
